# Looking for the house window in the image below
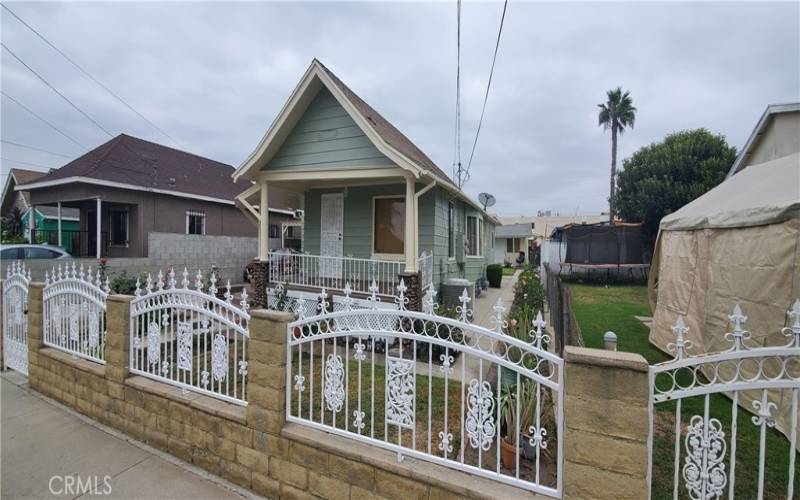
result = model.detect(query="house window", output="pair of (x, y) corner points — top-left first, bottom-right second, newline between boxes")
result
(186, 210), (206, 235)
(448, 201), (455, 258)
(373, 197), (405, 255)
(506, 238), (514, 253)
(466, 215), (482, 256)
(269, 224), (280, 238)
(110, 208), (128, 247)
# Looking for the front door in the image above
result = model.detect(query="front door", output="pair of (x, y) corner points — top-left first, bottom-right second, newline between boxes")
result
(320, 193), (343, 279)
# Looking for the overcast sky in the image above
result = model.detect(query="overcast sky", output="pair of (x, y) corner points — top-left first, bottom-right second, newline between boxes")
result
(2, 1), (798, 217)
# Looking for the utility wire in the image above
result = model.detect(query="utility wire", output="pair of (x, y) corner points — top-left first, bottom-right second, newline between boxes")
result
(1, 91), (87, 151)
(1, 139), (73, 159)
(2, 42), (115, 138)
(1, 156), (54, 170)
(1, 4), (182, 148)
(464, 0), (508, 183)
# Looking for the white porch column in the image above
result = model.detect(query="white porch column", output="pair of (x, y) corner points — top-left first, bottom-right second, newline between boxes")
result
(404, 176), (417, 273)
(57, 202), (62, 247)
(258, 180), (269, 261)
(28, 205), (35, 243)
(95, 198), (102, 259)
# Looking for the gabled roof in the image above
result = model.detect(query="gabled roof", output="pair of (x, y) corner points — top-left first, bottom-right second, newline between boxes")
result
(727, 102), (800, 178)
(16, 134), (249, 205)
(2, 168), (46, 212)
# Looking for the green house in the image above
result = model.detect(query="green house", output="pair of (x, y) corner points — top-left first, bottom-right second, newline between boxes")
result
(234, 59), (498, 299)
(21, 206), (80, 253)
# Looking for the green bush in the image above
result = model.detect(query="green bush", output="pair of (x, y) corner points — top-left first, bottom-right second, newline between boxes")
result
(486, 264), (503, 288)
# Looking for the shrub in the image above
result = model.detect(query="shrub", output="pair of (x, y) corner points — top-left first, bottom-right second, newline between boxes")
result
(486, 264), (503, 288)
(110, 271), (144, 295)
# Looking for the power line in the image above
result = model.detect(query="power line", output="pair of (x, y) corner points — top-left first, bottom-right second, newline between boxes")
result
(1, 42), (115, 138)
(0, 156), (54, 170)
(464, 0), (508, 183)
(1, 140), (73, 159)
(1, 4), (182, 148)
(1, 91), (87, 151)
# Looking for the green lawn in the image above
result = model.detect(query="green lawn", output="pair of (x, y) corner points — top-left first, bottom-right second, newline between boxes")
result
(568, 283), (798, 499)
(502, 266), (517, 276)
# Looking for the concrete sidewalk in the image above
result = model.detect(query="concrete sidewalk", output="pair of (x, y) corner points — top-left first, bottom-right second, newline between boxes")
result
(1, 371), (254, 500)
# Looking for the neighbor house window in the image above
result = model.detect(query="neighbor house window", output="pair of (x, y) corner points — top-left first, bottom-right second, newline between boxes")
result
(110, 208), (128, 247)
(186, 210), (206, 235)
(269, 224), (280, 238)
(448, 201), (455, 258)
(466, 215), (481, 256)
(506, 238), (514, 253)
(373, 197), (405, 255)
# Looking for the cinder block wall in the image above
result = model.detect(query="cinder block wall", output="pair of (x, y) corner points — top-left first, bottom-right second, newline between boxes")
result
(562, 346), (650, 500)
(23, 285), (558, 499)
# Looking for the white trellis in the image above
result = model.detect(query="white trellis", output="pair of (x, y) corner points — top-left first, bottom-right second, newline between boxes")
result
(129, 268), (251, 406)
(43, 263), (109, 364)
(647, 301), (800, 500)
(285, 280), (564, 497)
(3, 261), (31, 375)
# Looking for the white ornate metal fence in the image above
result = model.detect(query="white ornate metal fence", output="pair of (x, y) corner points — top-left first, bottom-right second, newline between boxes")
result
(285, 281), (564, 496)
(268, 251), (404, 296)
(3, 261), (31, 375)
(130, 269), (251, 406)
(419, 251), (433, 291)
(268, 282), (400, 319)
(43, 263), (109, 364)
(647, 302), (800, 500)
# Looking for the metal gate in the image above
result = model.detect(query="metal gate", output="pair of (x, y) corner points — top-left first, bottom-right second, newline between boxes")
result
(3, 262), (31, 375)
(647, 302), (800, 499)
(284, 281), (564, 497)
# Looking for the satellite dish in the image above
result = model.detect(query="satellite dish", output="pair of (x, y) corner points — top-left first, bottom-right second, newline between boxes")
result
(478, 192), (496, 211)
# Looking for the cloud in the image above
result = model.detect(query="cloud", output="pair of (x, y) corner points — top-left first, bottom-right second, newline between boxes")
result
(2, 1), (798, 217)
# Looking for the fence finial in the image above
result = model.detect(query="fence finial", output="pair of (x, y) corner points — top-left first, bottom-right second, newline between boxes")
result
(367, 279), (380, 309)
(667, 315), (692, 360)
(342, 282), (354, 310)
(318, 287), (329, 313)
(156, 269), (165, 290)
(71, 262), (77, 278)
(181, 268), (189, 289)
(785, 298), (800, 347)
(422, 286), (437, 315)
(209, 272), (218, 296)
(239, 287), (249, 312)
(491, 297), (507, 333)
(395, 278), (408, 311)
(726, 303), (750, 351)
(457, 288), (472, 323)
(79, 263), (85, 280)
(134, 277), (141, 297)
(195, 270), (203, 291)
(224, 280), (233, 303)
(531, 310), (548, 348)
(145, 273), (153, 293)
(167, 267), (176, 289)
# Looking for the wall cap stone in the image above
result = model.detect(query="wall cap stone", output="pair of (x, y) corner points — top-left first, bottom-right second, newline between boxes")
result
(250, 309), (294, 322)
(564, 346), (649, 372)
(40, 347), (105, 377)
(282, 423), (546, 499)
(107, 294), (134, 303)
(125, 376), (247, 424)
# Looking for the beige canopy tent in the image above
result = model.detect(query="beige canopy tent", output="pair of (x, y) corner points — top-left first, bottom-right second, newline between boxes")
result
(648, 152), (800, 443)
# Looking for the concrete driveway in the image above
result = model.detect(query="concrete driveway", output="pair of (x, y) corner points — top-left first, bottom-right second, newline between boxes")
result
(1, 371), (252, 500)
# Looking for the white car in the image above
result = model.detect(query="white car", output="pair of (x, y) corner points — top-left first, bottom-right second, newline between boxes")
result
(0, 244), (72, 260)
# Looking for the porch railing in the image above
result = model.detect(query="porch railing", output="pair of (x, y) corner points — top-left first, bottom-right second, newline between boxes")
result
(268, 251), (405, 296)
(31, 229), (109, 257)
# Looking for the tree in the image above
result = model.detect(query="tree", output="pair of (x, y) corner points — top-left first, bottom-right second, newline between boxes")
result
(598, 87), (637, 221)
(1, 207), (26, 243)
(615, 128), (737, 244)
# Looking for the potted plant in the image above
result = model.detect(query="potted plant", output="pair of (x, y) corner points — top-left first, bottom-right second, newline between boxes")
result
(500, 380), (542, 467)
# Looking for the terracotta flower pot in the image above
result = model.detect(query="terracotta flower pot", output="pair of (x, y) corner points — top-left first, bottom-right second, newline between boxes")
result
(500, 438), (519, 469)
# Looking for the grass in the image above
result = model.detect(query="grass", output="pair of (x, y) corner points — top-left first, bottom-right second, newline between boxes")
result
(568, 283), (798, 500)
(502, 266), (518, 276)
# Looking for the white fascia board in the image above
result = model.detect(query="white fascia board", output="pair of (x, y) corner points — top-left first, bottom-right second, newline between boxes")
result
(728, 102), (800, 178)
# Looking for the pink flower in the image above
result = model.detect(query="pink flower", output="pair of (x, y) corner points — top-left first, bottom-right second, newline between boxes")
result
(510, 319), (518, 327)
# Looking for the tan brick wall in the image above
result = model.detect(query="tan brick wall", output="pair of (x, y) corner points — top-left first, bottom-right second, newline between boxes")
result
(563, 346), (650, 500)
(24, 292), (535, 500)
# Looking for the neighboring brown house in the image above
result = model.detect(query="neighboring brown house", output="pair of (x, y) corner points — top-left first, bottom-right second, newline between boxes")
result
(1, 167), (46, 217)
(17, 134), (301, 264)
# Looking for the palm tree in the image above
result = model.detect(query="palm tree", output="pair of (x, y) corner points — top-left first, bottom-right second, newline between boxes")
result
(598, 88), (636, 221)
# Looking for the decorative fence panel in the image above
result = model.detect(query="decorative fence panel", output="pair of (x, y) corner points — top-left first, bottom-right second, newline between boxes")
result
(419, 251), (433, 291)
(130, 269), (251, 406)
(647, 302), (800, 500)
(3, 261), (31, 375)
(268, 251), (404, 296)
(43, 263), (109, 364)
(268, 282), (400, 319)
(286, 281), (564, 497)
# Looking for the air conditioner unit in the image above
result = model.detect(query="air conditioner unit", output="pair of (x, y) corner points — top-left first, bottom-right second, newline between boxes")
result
(293, 209), (305, 220)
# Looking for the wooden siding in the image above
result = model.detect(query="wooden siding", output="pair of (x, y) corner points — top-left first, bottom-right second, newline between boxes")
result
(264, 88), (394, 171)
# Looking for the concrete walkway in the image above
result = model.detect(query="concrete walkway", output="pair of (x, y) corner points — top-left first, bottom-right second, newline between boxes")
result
(1, 371), (253, 500)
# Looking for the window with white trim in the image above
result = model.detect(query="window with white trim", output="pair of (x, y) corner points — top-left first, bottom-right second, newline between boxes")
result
(466, 215), (482, 257)
(186, 210), (206, 235)
(373, 196), (405, 255)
